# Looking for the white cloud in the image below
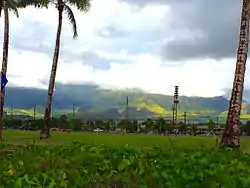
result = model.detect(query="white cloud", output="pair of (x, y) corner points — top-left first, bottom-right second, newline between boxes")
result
(5, 48), (242, 97)
(0, 0), (246, 97)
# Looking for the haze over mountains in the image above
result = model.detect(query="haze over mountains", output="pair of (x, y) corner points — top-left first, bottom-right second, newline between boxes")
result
(3, 83), (250, 120)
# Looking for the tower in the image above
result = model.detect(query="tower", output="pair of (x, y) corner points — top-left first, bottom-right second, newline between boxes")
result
(172, 86), (179, 125)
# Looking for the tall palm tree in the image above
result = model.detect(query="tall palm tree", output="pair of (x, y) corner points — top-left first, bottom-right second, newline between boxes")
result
(41, 0), (91, 139)
(221, 0), (250, 147)
(0, 0), (18, 139)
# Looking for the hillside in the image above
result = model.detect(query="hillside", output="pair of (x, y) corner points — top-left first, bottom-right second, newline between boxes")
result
(3, 83), (250, 120)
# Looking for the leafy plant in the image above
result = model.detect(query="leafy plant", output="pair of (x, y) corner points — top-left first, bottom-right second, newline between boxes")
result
(1, 142), (250, 187)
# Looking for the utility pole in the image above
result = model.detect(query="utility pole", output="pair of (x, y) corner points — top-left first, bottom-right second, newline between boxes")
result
(184, 112), (187, 125)
(125, 96), (129, 132)
(134, 116), (140, 133)
(72, 103), (75, 118)
(33, 105), (36, 120)
(11, 105), (13, 120)
(216, 116), (219, 126)
(172, 86), (179, 126)
(172, 104), (175, 126)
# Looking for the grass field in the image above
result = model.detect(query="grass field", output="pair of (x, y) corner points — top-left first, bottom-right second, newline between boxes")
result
(2, 130), (250, 187)
(2, 130), (214, 148)
(2, 130), (250, 151)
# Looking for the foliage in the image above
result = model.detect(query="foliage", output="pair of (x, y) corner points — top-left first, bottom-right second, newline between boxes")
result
(207, 119), (215, 131)
(3, 0), (19, 17)
(191, 124), (198, 135)
(17, 0), (49, 8)
(145, 118), (154, 132)
(69, 119), (82, 131)
(126, 120), (137, 133)
(3, 119), (23, 128)
(241, 121), (250, 135)
(0, 142), (250, 187)
(2, 118), (85, 131)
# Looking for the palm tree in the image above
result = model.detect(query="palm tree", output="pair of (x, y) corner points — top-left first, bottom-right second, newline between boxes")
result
(0, 0), (18, 139)
(41, 0), (91, 139)
(220, 0), (250, 148)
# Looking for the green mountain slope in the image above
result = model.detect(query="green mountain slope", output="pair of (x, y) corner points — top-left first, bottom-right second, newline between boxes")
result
(3, 84), (250, 120)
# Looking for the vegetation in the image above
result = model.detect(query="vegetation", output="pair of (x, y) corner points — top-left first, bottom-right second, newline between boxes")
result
(3, 116), (250, 136)
(0, 0), (247, 186)
(1, 130), (214, 148)
(0, 116), (221, 135)
(3, 107), (73, 119)
(1, 140), (250, 187)
(0, 0), (247, 185)
(3, 129), (250, 150)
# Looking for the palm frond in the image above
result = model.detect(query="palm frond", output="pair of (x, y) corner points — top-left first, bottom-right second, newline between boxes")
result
(63, 4), (77, 38)
(7, 0), (19, 17)
(17, 0), (49, 8)
(80, 0), (91, 12)
(65, 0), (91, 12)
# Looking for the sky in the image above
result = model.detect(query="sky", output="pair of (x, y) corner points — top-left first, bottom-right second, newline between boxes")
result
(0, 0), (248, 97)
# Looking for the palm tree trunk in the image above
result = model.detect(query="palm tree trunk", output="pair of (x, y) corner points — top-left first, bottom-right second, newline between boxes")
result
(220, 0), (250, 148)
(41, 1), (63, 139)
(0, 3), (9, 140)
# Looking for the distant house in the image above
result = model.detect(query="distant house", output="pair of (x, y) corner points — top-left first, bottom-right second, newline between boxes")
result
(186, 125), (224, 134)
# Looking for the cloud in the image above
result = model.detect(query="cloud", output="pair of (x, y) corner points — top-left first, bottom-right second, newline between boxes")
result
(0, 0), (247, 98)
(121, 0), (241, 61)
(95, 25), (129, 38)
(161, 0), (241, 61)
(5, 48), (247, 98)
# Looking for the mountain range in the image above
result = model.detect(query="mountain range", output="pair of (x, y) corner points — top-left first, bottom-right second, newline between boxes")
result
(3, 83), (250, 121)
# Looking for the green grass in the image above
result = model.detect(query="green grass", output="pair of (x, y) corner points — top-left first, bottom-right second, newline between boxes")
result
(2, 130), (250, 152)
(2, 130), (214, 148)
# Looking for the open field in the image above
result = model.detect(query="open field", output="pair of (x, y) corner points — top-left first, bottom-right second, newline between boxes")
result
(2, 130), (250, 151)
(2, 130), (216, 148)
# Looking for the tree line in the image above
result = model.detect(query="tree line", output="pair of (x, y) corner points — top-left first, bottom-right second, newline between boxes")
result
(5, 115), (250, 136)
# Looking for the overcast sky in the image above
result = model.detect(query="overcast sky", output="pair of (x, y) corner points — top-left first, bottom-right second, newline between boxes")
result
(0, 0), (247, 97)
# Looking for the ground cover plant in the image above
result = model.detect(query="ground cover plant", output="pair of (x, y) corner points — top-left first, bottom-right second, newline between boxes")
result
(1, 140), (250, 187)
(2, 130), (250, 187)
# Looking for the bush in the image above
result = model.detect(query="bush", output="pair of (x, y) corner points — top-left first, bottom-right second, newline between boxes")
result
(69, 119), (82, 131)
(0, 143), (249, 187)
